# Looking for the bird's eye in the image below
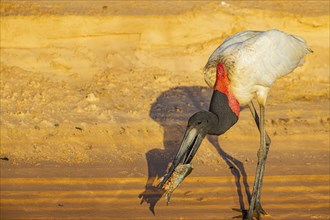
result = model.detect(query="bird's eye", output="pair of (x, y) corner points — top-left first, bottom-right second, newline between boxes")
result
(197, 121), (202, 125)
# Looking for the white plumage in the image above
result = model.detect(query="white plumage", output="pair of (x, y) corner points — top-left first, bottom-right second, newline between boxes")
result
(203, 29), (312, 106)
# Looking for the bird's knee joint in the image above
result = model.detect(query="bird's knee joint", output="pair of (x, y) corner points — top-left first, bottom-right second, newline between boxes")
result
(266, 135), (271, 146)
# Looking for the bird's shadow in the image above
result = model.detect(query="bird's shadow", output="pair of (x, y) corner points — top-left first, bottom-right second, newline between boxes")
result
(138, 86), (251, 216)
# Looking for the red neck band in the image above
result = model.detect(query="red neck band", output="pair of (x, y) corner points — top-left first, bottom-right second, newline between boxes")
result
(213, 63), (240, 117)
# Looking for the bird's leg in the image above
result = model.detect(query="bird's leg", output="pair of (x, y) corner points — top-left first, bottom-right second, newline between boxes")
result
(248, 102), (271, 149)
(248, 101), (271, 214)
(233, 102), (270, 219)
(247, 104), (269, 220)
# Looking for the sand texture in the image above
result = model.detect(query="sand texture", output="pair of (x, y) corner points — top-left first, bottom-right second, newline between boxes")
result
(0, 1), (329, 219)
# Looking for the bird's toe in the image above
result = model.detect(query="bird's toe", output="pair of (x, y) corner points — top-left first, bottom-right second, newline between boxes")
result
(232, 205), (269, 220)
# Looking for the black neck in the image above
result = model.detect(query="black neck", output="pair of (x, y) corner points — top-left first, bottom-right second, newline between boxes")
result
(208, 90), (238, 135)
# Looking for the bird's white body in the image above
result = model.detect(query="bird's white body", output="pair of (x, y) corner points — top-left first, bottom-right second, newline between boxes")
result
(204, 29), (312, 106)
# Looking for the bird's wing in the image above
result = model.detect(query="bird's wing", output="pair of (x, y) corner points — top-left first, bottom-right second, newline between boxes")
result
(207, 30), (261, 63)
(235, 29), (312, 84)
(204, 29), (312, 91)
(203, 30), (262, 88)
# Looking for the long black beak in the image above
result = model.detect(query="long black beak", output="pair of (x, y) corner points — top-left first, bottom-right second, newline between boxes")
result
(159, 126), (204, 187)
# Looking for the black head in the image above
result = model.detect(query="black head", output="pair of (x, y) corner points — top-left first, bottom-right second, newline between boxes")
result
(159, 111), (218, 187)
(159, 90), (239, 188)
(187, 111), (218, 135)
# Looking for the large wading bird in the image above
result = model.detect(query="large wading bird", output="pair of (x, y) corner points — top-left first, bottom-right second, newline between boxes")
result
(159, 29), (312, 219)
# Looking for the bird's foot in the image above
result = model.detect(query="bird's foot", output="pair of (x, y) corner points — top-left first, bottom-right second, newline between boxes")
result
(247, 203), (269, 220)
(232, 204), (268, 220)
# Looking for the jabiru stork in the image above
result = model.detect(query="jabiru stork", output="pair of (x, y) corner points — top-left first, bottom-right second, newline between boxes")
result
(159, 29), (312, 219)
